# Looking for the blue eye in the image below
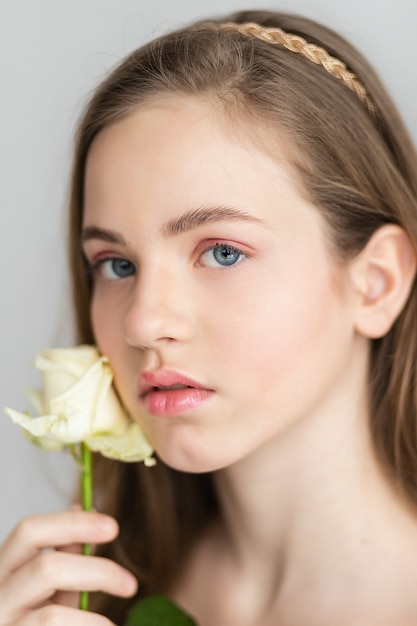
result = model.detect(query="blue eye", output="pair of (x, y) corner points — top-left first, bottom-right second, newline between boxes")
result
(95, 258), (136, 280)
(200, 244), (246, 268)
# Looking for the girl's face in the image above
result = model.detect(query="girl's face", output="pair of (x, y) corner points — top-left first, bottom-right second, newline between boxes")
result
(83, 97), (364, 472)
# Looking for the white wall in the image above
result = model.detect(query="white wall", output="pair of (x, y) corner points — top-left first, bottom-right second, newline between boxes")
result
(1, 0), (416, 542)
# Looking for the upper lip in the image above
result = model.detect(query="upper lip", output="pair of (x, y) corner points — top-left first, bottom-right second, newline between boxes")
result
(138, 370), (210, 397)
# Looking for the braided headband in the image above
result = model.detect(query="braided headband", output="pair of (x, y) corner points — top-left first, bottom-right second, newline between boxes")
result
(219, 22), (376, 115)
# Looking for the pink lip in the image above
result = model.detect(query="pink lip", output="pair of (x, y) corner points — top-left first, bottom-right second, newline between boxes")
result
(138, 370), (213, 417)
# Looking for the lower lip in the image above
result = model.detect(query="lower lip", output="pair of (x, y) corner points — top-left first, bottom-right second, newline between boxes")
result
(142, 387), (212, 416)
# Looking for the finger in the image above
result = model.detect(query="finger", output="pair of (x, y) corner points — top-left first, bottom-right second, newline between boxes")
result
(60, 504), (97, 554)
(56, 542), (83, 555)
(0, 511), (118, 578)
(51, 589), (79, 608)
(0, 551), (137, 621)
(9, 604), (116, 625)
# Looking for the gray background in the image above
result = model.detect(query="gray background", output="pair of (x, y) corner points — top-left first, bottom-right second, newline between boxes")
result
(1, 0), (416, 542)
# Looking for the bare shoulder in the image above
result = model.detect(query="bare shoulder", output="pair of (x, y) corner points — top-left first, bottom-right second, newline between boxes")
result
(170, 518), (417, 626)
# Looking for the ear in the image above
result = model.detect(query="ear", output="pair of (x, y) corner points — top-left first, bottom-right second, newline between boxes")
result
(350, 224), (416, 338)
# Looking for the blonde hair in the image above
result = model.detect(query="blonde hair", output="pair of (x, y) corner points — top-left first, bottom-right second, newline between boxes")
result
(68, 10), (417, 621)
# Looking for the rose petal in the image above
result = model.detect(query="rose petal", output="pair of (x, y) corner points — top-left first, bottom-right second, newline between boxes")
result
(86, 423), (155, 465)
(36, 346), (101, 407)
(4, 407), (92, 444)
(37, 346), (99, 377)
(4, 408), (65, 450)
(50, 360), (128, 434)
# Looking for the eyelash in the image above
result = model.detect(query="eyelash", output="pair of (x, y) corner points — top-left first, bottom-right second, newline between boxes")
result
(197, 242), (248, 268)
(85, 241), (248, 281)
(85, 257), (136, 281)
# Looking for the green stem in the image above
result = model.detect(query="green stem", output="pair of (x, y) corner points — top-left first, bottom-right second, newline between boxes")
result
(79, 442), (93, 611)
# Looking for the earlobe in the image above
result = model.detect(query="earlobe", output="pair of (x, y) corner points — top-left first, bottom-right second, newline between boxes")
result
(351, 224), (416, 339)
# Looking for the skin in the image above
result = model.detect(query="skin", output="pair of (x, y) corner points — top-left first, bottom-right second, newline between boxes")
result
(1, 95), (416, 624)
(84, 98), (360, 475)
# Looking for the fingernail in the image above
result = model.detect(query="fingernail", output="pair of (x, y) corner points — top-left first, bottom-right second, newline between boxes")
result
(95, 516), (116, 532)
(125, 573), (138, 593)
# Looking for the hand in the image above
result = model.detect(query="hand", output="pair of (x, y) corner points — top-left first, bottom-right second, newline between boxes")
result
(0, 509), (137, 625)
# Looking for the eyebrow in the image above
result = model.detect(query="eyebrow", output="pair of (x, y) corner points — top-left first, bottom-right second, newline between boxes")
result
(81, 226), (126, 245)
(81, 205), (268, 245)
(162, 206), (268, 236)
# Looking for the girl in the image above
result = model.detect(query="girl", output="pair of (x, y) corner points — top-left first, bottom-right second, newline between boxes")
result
(1, 9), (417, 626)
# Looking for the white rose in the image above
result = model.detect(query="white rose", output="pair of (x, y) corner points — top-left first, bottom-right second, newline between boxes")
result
(4, 345), (155, 465)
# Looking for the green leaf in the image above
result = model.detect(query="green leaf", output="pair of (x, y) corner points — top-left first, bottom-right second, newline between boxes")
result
(125, 594), (198, 626)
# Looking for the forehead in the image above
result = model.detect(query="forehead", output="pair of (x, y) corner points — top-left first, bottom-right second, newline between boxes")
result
(84, 95), (304, 213)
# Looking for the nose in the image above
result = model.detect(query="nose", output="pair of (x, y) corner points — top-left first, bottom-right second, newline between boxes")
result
(124, 266), (196, 350)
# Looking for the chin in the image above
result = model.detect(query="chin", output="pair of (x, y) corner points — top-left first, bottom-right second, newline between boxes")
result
(144, 419), (245, 473)
(153, 444), (232, 474)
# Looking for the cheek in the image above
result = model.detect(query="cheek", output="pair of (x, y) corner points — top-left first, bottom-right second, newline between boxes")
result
(90, 296), (103, 348)
(90, 293), (121, 357)
(211, 264), (351, 396)
(90, 295), (136, 408)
